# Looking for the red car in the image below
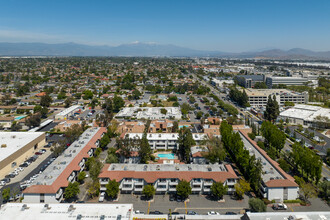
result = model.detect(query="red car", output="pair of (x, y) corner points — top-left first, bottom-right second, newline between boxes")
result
(35, 152), (43, 155)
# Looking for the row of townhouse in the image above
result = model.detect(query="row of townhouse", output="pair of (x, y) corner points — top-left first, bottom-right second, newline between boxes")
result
(23, 127), (107, 203)
(239, 130), (299, 201)
(99, 163), (238, 195)
(124, 133), (208, 150)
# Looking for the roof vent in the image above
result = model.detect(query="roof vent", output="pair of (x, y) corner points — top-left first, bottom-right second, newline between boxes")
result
(207, 166), (212, 171)
(77, 214), (82, 220)
(1, 144), (7, 148)
(100, 215), (105, 220)
(21, 204), (29, 211)
(44, 204), (51, 210)
(68, 204), (75, 212)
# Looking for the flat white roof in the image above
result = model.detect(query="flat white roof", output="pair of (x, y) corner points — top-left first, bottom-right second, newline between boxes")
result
(0, 203), (133, 220)
(0, 132), (44, 162)
(126, 133), (208, 141)
(280, 104), (330, 121)
(55, 105), (82, 117)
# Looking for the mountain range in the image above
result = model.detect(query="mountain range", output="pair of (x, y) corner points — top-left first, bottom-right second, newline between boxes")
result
(0, 42), (330, 60)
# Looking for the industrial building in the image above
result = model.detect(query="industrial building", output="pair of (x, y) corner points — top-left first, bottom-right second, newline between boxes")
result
(265, 76), (308, 88)
(243, 88), (308, 107)
(0, 132), (45, 179)
(239, 130), (299, 201)
(23, 127), (106, 203)
(115, 107), (182, 120)
(99, 163), (238, 195)
(279, 104), (330, 128)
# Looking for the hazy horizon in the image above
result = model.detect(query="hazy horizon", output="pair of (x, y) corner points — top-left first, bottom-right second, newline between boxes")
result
(1, 0), (330, 52)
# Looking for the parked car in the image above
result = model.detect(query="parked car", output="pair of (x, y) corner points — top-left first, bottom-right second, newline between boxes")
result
(35, 152), (43, 155)
(5, 174), (15, 179)
(15, 167), (24, 172)
(208, 211), (220, 215)
(225, 212), (237, 215)
(149, 211), (163, 215)
(99, 192), (105, 202)
(19, 163), (29, 167)
(272, 203), (287, 210)
(40, 149), (47, 153)
(1, 178), (11, 183)
(134, 210), (144, 214)
(169, 194), (175, 201)
(187, 211), (197, 215)
(0, 181), (6, 186)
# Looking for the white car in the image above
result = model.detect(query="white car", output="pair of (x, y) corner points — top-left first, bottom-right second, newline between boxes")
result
(99, 192), (105, 202)
(207, 211), (220, 215)
(0, 181), (6, 186)
(15, 167), (24, 172)
(10, 171), (19, 176)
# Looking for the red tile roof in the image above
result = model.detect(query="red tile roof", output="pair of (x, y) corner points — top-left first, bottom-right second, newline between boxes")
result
(99, 164), (238, 183)
(23, 127), (107, 194)
(239, 130), (298, 188)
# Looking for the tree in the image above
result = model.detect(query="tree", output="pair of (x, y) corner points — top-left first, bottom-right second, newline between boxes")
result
(178, 127), (196, 162)
(77, 171), (86, 183)
(113, 95), (125, 112)
(278, 158), (290, 172)
(64, 97), (74, 108)
(40, 94), (52, 107)
(203, 137), (226, 164)
(87, 180), (100, 198)
(196, 111), (203, 119)
(211, 181), (228, 200)
(83, 90), (93, 100)
(132, 90), (142, 100)
(318, 181), (330, 202)
(139, 133), (152, 163)
(105, 179), (120, 199)
(176, 180), (192, 199)
(300, 182), (317, 203)
(264, 95), (279, 122)
(57, 91), (66, 100)
(249, 198), (266, 212)
(2, 188), (10, 201)
(142, 184), (155, 200)
(26, 114), (41, 128)
(100, 134), (110, 150)
(89, 158), (103, 181)
(160, 108), (167, 115)
(64, 182), (80, 200)
(234, 179), (250, 199)
(254, 82), (267, 89)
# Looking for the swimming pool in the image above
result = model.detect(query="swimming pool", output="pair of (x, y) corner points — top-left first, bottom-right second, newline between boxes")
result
(179, 125), (189, 129)
(157, 153), (175, 160)
(15, 115), (27, 120)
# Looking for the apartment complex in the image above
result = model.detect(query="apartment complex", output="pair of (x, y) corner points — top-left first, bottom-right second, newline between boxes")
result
(125, 133), (208, 150)
(0, 132), (45, 179)
(265, 76), (308, 88)
(23, 127), (106, 203)
(99, 163), (238, 195)
(243, 88), (308, 107)
(239, 130), (299, 201)
(115, 107), (182, 120)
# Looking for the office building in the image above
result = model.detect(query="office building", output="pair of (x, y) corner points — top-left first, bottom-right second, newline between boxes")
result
(235, 75), (265, 88)
(99, 163), (238, 195)
(244, 88), (308, 107)
(265, 76), (308, 88)
(0, 132), (45, 179)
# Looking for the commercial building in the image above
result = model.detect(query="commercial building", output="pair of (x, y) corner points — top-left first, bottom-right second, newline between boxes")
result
(0, 203), (133, 220)
(115, 107), (182, 120)
(23, 127), (106, 203)
(279, 104), (330, 128)
(265, 76), (308, 88)
(243, 88), (308, 107)
(239, 130), (299, 201)
(124, 133), (208, 150)
(54, 105), (83, 120)
(211, 78), (235, 88)
(0, 132), (45, 179)
(99, 163), (238, 195)
(235, 75), (265, 88)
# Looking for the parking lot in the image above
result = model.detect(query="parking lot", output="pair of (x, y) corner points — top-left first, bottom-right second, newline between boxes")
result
(102, 194), (249, 215)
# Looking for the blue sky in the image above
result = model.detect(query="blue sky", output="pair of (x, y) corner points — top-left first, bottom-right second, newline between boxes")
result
(0, 0), (329, 52)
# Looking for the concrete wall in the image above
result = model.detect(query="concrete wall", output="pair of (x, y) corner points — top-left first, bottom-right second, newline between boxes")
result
(287, 187), (299, 200)
(0, 133), (46, 179)
(23, 193), (58, 203)
(268, 187), (298, 201)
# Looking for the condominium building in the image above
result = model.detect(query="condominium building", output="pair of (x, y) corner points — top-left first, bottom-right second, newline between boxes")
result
(243, 88), (308, 107)
(99, 163), (238, 195)
(265, 76), (308, 88)
(125, 133), (208, 150)
(23, 127), (106, 203)
(239, 130), (299, 201)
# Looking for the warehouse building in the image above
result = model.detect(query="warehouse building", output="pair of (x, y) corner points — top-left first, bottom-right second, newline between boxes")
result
(99, 163), (238, 195)
(0, 132), (45, 179)
(243, 88), (308, 107)
(279, 104), (330, 128)
(23, 127), (106, 203)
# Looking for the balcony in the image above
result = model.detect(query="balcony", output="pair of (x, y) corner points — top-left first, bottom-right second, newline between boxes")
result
(169, 181), (178, 186)
(100, 179), (108, 185)
(157, 180), (168, 186)
(134, 181), (144, 186)
(203, 188), (211, 193)
(121, 184), (133, 191)
(204, 181), (213, 186)
(156, 187), (167, 192)
(56, 189), (63, 199)
(191, 187), (202, 192)
(100, 186), (106, 191)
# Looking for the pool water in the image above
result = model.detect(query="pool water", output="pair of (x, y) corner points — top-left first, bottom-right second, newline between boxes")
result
(157, 153), (175, 159)
(15, 115), (26, 120)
